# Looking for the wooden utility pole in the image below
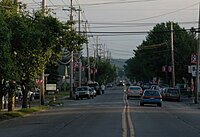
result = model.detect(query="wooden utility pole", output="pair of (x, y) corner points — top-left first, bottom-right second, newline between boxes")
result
(85, 21), (91, 82)
(171, 22), (175, 88)
(69, 0), (74, 98)
(78, 6), (82, 87)
(104, 44), (106, 61)
(93, 48), (96, 81)
(42, 0), (46, 16)
(40, 0), (46, 105)
(195, 4), (200, 104)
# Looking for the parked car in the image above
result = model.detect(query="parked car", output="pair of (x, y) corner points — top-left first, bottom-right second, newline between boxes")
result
(160, 88), (167, 100)
(150, 85), (158, 90)
(175, 83), (187, 93)
(127, 86), (143, 99)
(164, 88), (181, 102)
(141, 82), (151, 90)
(89, 87), (95, 99)
(106, 83), (113, 88)
(126, 82), (131, 86)
(90, 87), (97, 97)
(34, 88), (40, 99)
(75, 86), (91, 100)
(15, 88), (35, 101)
(88, 82), (101, 95)
(140, 89), (162, 107)
(117, 81), (123, 86)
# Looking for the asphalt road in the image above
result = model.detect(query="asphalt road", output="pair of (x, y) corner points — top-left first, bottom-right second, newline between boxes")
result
(0, 86), (200, 137)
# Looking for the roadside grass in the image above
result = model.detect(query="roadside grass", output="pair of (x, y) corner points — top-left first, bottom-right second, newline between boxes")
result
(0, 106), (49, 122)
(46, 91), (69, 106)
(45, 91), (69, 100)
(0, 91), (69, 122)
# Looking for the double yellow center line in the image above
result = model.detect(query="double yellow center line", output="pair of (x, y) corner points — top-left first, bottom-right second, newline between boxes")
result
(122, 93), (134, 137)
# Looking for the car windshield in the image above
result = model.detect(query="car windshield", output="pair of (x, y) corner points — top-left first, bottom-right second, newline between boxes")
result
(91, 87), (94, 90)
(144, 90), (159, 96)
(167, 89), (179, 93)
(130, 87), (141, 90)
(88, 84), (98, 87)
(77, 87), (88, 91)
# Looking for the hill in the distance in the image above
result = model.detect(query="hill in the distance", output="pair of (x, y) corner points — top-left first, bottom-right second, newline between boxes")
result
(111, 59), (127, 69)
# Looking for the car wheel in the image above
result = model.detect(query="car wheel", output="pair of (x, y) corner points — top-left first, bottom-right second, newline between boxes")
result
(127, 96), (130, 99)
(30, 95), (34, 101)
(140, 102), (144, 106)
(76, 96), (79, 100)
(157, 103), (162, 107)
(177, 98), (180, 102)
(87, 95), (90, 99)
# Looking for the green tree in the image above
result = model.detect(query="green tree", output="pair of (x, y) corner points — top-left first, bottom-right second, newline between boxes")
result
(95, 61), (117, 84)
(124, 22), (197, 85)
(0, 12), (12, 110)
(0, 1), (87, 109)
(0, 0), (19, 111)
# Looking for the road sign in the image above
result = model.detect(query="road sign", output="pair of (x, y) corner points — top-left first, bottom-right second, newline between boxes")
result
(189, 65), (200, 77)
(36, 79), (43, 85)
(191, 53), (197, 64)
(162, 66), (166, 72)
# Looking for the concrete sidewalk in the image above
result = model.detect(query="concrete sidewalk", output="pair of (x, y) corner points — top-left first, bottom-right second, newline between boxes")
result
(182, 96), (200, 109)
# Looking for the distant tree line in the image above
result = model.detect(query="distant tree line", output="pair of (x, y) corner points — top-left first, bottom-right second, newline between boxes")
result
(82, 57), (117, 84)
(124, 22), (197, 85)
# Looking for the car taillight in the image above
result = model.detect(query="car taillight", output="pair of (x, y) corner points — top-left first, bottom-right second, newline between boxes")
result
(128, 89), (130, 93)
(140, 89), (143, 94)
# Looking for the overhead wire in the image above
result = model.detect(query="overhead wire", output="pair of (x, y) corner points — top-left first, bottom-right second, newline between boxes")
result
(124, 2), (199, 22)
(77, 0), (157, 7)
(26, 0), (197, 59)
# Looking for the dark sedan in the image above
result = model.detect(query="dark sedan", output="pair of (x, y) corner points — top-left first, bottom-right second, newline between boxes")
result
(140, 89), (162, 107)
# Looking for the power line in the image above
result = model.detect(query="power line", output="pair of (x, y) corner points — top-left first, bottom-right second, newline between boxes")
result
(109, 48), (133, 53)
(124, 2), (199, 22)
(77, 0), (157, 7)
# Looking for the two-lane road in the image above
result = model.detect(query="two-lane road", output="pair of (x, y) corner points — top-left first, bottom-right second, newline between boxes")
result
(0, 87), (200, 137)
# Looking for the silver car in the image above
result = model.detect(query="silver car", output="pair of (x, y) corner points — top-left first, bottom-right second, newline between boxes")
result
(75, 86), (91, 100)
(127, 86), (143, 99)
(90, 87), (97, 97)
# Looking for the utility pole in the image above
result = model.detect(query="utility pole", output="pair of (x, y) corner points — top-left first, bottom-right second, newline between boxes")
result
(107, 50), (109, 61)
(171, 22), (175, 88)
(93, 48), (96, 81)
(39, 0), (46, 106)
(96, 36), (99, 60)
(195, 5), (200, 104)
(104, 44), (106, 61)
(14, 0), (19, 12)
(85, 21), (91, 82)
(78, 6), (82, 87)
(69, 0), (74, 98)
(94, 36), (102, 61)
(42, 0), (46, 16)
(99, 44), (102, 60)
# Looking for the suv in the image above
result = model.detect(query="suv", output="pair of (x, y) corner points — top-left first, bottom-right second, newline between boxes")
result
(164, 88), (181, 102)
(75, 86), (91, 100)
(88, 82), (101, 95)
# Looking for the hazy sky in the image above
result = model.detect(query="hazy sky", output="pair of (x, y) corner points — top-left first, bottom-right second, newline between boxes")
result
(23, 0), (200, 59)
